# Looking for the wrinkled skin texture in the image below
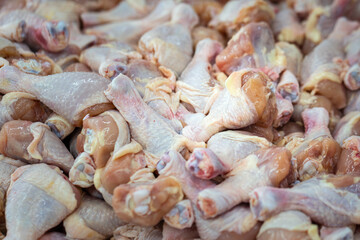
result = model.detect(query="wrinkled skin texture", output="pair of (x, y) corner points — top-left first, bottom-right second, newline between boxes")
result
(0, 66), (113, 126)
(124, 59), (184, 133)
(113, 223), (162, 240)
(64, 195), (124, 240)
(194, 205), (261, 240)
(5, 164), (80, 240)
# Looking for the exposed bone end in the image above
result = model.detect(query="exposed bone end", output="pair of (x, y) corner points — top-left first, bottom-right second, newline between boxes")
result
(164, 199), (194, 229)
(99, 60), (128, 80)
(45, 113), (75, 139)
(0, 20), (26, 43)
(101, 141), (146, 194)
(82, 113), (120, 168)
(196, 195), (217, 219)
(186, 148), (226, 179)
(273, 92), (293, 128)
(277, 70), (300, 103)
(344, 64), (360, 91)
(295, 136), (341, 181)
(40, 21), (69, 52)
(250, 187), (279, 221)
(69, 152), (96, 188)
(112, 176), (183, 227)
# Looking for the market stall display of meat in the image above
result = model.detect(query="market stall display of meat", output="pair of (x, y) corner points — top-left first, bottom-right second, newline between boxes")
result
(0, 0), (359, 239)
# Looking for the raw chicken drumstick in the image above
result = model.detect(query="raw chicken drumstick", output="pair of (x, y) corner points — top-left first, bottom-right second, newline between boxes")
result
(196, 147), (293, 218)
(5, 164), (80, 240)
(0, 10), (69, 52)
(186, 130), (271, 179)
(139, 3), (199, 75)
(0, 1), (359, 239)
(301, 17), (359, 109)
(176, 38), (223, 114)
(80, 41), (141, 79)
(272, 2), (305, 45)
(157, 150), (261, 240)
(81, 0), (159, 27)
(286, 107), (341, 180)
(182, 68), (276, 142)
(112, 175), (183, 227)
(105, 73), (204, 169)
(0, 120), (74, 172)
(250, 174), (360, 227)
(209, 0), (274, 38)
(0, 65), (114, 126)
(0, 155), (25, 226)
(85, 0), (175, 44)
(216, 22), (280, 78)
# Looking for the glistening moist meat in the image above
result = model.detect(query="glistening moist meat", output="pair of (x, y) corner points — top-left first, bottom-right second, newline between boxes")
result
(0, 0), (359, 240)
